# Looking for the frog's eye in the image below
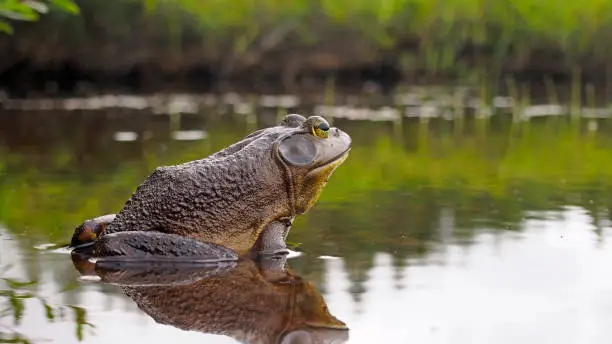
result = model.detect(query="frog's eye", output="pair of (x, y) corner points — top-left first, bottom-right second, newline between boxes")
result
(278, 135), (316, 166)
(311, 119), (330, 138)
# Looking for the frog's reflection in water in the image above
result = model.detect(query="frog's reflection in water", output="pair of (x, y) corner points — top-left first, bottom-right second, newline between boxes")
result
(71, 253), (349, 344)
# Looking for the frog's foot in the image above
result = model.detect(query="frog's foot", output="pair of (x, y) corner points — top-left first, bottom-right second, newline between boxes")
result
(257, 254), (291, 282)
(252, 218), (293, 258)
(92, 231), (239, 263)
(70, 214), (117, 249)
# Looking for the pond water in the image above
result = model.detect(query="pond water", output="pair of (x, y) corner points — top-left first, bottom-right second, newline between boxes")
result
(3, 92), (612, 343)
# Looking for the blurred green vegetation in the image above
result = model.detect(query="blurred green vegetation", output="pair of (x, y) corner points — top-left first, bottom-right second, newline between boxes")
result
(3, 0), (612, 84)
(154, 0), (612, 70)
(0, 0), (78, 34)
(108, 0), (612, 74)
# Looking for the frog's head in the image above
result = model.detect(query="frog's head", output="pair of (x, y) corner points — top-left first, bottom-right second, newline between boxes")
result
(274, 114), (351, 215)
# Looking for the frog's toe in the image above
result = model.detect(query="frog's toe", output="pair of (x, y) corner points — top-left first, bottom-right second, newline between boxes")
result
(70, 224), (98, 247)
(69, 214), (116, 248)
(258, 248), (290, 257)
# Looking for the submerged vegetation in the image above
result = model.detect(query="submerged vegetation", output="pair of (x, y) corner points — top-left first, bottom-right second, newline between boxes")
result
(0, 271), (93, 343)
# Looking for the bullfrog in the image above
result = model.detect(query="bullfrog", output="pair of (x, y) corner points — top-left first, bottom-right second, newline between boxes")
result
(70, 114), (351, 258)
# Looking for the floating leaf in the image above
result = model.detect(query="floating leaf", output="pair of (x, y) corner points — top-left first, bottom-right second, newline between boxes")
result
(286, 241), (302, 249)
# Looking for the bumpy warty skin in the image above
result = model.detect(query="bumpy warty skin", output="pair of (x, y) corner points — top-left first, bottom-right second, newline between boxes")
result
(104, 127), (293, 255)
(83, 114), (352, 257)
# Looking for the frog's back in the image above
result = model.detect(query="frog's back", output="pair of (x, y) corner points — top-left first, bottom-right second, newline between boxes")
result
(105, 136), (287, 251)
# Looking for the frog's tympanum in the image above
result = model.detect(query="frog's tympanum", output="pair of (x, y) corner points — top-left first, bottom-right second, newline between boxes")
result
(69, 114), (351, 258)
(73, 253), (349, 344)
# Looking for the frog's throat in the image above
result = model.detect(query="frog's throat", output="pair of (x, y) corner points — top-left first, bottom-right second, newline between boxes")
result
(275, 146), (297, 217)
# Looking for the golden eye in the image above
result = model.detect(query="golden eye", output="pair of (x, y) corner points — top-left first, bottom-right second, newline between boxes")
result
(312, 119), (330, 138)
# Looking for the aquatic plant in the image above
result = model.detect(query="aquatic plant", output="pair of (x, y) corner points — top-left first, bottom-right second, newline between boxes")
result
(0, 269), (93, 343)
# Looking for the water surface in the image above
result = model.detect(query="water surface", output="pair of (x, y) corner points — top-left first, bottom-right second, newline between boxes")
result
(2, 95), (612, 343)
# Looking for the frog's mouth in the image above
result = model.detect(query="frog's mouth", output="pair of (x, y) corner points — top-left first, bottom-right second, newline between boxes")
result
(300, 150), (350, 198)
(318, 147), (351, 168)
(310, 147), (351, 175)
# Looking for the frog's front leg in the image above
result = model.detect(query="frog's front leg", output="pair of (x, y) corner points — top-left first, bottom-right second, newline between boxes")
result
(70, 214), (117, 248)
(252, 217), (294, 257)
